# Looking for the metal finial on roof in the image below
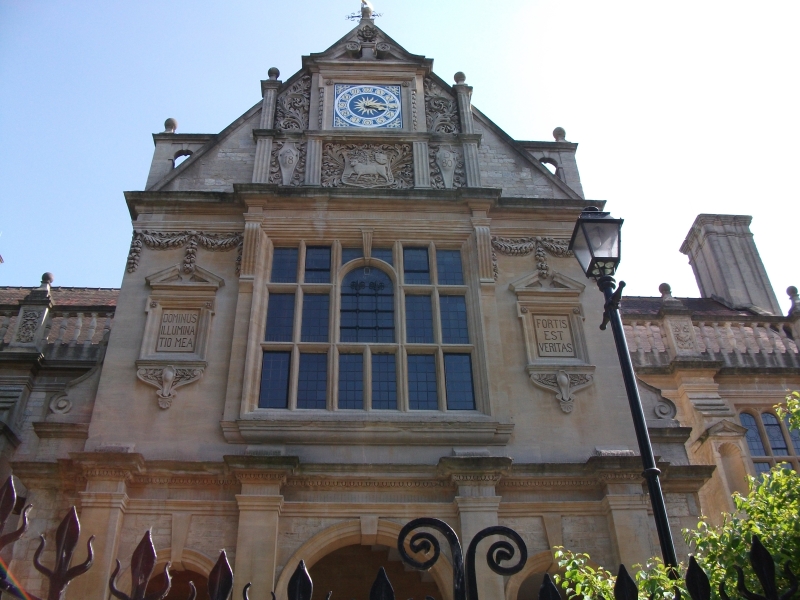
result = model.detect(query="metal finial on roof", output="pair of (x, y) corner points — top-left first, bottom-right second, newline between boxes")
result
(347, 0), (381, 20)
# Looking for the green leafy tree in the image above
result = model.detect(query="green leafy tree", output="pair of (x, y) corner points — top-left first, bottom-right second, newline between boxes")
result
(552, 392), (800, 599)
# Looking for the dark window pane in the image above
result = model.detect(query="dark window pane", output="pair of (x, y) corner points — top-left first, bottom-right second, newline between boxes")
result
(338, 354), (363, 409)
(437, 250), (464, 285)
(301, 294), (330, 342)
(297, 353), (327, 409)
(341, 267), (395, 343)
(440, 295), (469, 344)
(342, 248), (363, 264)
(372, 248), (393, 266)
(404, 247), (430, 284)
(740, 413), (767, 456)
(444, 354), (475, 410)
(265, 294), (295, 342)
(408, 355), (437, 410)
(305, 246), (331, 283)
(271, 248), (298, 283)
(405, 295), (434, 343)
(259, 352), (291, 408)
(785, 417), (800, 454)
(754, 462), (772, 475)
(372, 354), (397, 410)
(762, 413), (789, 456)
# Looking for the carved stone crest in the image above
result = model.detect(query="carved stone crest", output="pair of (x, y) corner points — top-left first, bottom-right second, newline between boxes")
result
(357, 24), (378, 42)
(429, 144), (465, 189)
(269, 141), (306, 186)
(529, 370), (594, 413)
(275, 75), (311, 131)
(136, 365), (204, 409)
(322, 143), (413, 189)
(424, 78), (460, 134)
(15, 309), (42, 343)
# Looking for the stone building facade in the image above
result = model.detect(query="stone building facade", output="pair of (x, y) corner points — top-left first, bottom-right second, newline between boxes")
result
(0, 12), (798, 600)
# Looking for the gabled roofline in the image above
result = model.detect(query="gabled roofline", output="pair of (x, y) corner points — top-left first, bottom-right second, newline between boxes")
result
(470, 107), (584, 200)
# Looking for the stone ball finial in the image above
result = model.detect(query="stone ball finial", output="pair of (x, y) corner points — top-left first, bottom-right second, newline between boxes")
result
(163, 118), (178, 133)
(454, 71), (466, 84)
(659, 283), (672, 297)
(268, 67), (280, 80)
(553, 127), (566, 142)
(788, 286), (798, 297)
(41, 272), (54, 286)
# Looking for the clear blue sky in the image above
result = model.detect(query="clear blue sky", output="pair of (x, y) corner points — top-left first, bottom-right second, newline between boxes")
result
(1, 1), (797, 312)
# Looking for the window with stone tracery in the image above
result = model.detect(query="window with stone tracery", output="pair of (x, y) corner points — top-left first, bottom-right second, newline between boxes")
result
(258, 241), (476, 412)
(739, 410), (800, 474)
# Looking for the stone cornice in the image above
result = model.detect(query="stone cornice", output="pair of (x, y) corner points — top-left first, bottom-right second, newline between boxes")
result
(69, 452), (145, 481)
(32, 421), (90, 440)
(285, 477), (450, 490)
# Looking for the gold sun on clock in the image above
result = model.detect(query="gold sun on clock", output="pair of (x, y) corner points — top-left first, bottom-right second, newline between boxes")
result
(333, 84), (403, 129)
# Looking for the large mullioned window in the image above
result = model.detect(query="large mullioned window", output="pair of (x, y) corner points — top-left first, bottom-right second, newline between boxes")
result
(258, 242), (475, 412)
(739, 410), (800, 474)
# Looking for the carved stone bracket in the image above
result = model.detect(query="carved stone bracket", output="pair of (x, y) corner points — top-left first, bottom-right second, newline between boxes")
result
(269, 141), (307, 186)
(491, 236), (573, 281)
(275, 75), (311, 131)
(136, 364), (205, 409)
(126, 231), (244, 275)
(528, 367), (595, 413)
(429, 144), (465, 189)
(424, 78), (460, 134)
(321, 143), (413, 189)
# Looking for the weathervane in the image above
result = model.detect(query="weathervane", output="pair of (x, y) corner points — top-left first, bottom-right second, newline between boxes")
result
(347, 0), (381, 20)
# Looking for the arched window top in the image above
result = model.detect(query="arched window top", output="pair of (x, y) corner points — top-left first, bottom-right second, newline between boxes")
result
(341, 266), (394, 343)
(762, 412), (789, 456)
(739, 413), (766, 456)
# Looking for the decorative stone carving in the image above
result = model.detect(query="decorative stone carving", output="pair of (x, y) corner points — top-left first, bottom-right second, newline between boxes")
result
(672, 322), (695, 350)
(654, 398), (677, 420)
(530, 370), (594, 413)
(357, 24), (378, 42)
(491, 236), (573, 280)
(269, 141), (306, 186)
(126, 231), (244, 274)
(275, 75), (311, 131)
(136, 365), (204, 409)
(15, 309), (42, 343)
(49, 393), (72, 415)
(322, 143), (413, 189)
(424, 78), (460, 134)
(429, 144), (465, 189)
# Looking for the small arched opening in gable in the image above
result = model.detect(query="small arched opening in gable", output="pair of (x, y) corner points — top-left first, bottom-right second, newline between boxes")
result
(173, 149), (193, 169)
(539, 157), (565, 182)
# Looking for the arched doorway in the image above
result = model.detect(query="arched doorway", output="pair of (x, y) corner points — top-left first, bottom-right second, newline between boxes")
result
(147, 569), (210, 600)
(309, 545), (441, 600)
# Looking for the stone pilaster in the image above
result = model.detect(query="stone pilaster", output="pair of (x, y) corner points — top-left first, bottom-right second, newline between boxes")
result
(471, 209), (493, 284)
(463, 142), (481, 187)
(452, 78), (474, 134)
(600, 475), (654, 567)
(439, 457), (511, 600)
(413, 141), (430, 188)
(260, 76), (282, 129)
(225, 456), (299, 600)
(252, 137), (274, 184)
(67, 452), (144, 600)
(305, 138), (322, 186)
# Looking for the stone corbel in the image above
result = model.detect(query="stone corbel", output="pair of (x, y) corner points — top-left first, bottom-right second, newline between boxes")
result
(528, 366), (595, 413)
(136, 363), (205, 409)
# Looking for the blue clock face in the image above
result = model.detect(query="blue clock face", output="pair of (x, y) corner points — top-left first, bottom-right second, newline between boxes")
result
(333, 84), (403, 129)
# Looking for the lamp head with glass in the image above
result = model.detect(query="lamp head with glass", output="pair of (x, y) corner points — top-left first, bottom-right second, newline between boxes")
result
(568, 207), (624, 280)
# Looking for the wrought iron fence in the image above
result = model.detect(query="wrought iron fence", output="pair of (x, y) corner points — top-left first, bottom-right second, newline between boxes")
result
(0, 476), (795, 600)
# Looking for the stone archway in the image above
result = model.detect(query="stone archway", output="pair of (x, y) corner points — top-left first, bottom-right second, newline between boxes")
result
(113, 548), (217, 596)
(274, 519), (454, 600)
(504, 550), (558, 600)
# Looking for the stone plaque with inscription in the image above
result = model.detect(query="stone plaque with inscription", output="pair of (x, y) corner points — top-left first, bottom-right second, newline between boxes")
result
(156, 310), (199, 352)
(533, 315), (575, 358)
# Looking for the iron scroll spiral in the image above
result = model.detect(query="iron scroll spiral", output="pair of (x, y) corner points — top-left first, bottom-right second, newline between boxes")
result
(397, 518), (467, 600)
(465, 526), (527, 600)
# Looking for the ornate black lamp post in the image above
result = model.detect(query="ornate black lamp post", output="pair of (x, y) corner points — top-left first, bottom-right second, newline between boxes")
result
(569, 207), (679, 570)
